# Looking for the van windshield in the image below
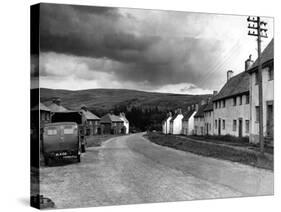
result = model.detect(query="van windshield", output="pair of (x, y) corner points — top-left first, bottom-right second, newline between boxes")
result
(47, 128), (57, 136)
(64, 126), (75, 134)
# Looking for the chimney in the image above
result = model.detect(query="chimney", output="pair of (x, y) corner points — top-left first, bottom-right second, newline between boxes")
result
(187, 106), (190, 111)
(227, 70), (234, 81)
(53, 98), (61, 106)
(201, 99), (206, 105)
(81, 105), (87, 111)
(213, 90), (218, 96)
(245, 54), (254, 71)
(168, 112), (172, 117)
(178, 108), (182, 114)
(195, 104), (199, 111)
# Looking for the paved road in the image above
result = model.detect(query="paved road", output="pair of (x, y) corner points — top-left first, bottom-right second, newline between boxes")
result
(40, 133), (273, 209)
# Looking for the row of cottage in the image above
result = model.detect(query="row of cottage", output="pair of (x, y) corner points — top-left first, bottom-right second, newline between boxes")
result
(32, 98), (130, 135)
(162, 39), (274, 144)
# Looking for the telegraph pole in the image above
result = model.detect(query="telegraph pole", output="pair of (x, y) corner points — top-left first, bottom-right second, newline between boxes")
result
(247, 16), (268, 153)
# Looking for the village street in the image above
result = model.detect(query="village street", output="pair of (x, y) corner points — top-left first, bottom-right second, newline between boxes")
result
(39, 133), (273, 209)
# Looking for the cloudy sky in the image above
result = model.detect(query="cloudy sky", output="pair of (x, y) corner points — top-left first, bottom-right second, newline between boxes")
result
(33, 3), (273, 94)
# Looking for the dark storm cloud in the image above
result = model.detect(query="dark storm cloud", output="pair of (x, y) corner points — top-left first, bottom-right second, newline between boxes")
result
(39, 3), (224, 88)
(40, 4), (156, 62)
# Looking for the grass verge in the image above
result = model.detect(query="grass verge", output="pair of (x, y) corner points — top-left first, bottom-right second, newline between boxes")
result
(145, 132), (273, 170)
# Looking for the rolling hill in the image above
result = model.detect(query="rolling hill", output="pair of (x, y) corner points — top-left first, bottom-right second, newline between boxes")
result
(39, 88), (211, 113)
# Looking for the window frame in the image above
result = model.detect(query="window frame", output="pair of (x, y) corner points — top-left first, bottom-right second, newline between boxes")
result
(245, 120), (250, 133)
(246, 94), (249, 104)
(268, 66), (274, 81)
(255, 72), (259, 85)
(255, 106), (260, 122)
(233, 120), (237, 131)
(233, 97), (237, 106)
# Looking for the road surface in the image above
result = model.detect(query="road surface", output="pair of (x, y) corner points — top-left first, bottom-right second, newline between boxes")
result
(39, 133), (273, 209)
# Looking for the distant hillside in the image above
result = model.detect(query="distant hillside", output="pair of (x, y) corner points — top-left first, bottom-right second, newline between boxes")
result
(40, 88), (211, 113)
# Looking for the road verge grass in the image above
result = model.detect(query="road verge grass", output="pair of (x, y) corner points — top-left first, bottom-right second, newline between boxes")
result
(145, 132), (273, 170)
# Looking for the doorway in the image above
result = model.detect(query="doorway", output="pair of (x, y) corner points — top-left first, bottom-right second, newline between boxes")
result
(238, 118), (243, 137)
(267, 101), (273, 137)
(218, 119), (221, 135)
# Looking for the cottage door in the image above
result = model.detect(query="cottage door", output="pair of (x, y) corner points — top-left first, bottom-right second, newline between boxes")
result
(238, 118), (243, 137)
(267, 102), (273, 137)
(218, 119), (221, 135)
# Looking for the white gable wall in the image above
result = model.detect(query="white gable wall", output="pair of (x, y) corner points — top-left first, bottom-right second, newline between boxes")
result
(182, 111), (196, 135)
(170, 114), (184, 135)
(194, 117), (205, 135)
(162, 117), (171, 134)
(204, 110), (214, 135)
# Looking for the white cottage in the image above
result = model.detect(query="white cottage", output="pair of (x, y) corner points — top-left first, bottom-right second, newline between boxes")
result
(194, 104), (208, 136)
(169, 109), (184, 135)
(203, 96), (215, 136)
(248, 39), (274, 145)
(162, 112), (172, 134)
(182, 104), (197, 135)
(212, 63), (250, 137)
(119, 112), (129, 134)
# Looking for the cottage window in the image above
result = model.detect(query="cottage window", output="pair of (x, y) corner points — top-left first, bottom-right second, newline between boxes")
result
(222, 120), (225, 129)
(215, 120), (217, 129)
(222, 100), (225, 108)
(219, 101), (221, 108)
(255, 106), (260, 122)
(246, 95), (249, 104)
(239, 96), (243, 105)
(215, 102), (217, 109)
(268, 67), (273, 81)
(245, 120), (250, 133)
(233, 120), (237, 131)
(255, 72), (259, 85)
(233, 97), (237, 106)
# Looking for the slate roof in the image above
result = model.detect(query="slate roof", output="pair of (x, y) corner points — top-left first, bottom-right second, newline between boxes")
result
(194, 104), (208, 118)
(204, 100), (214, 112)
(182, 110), (196, 121)
(213, 71), (249, 101)
(48, 103), (69, 112)
(80, 109), (100, 120)
(120, 115), (129, 123)
(100, 113), (123, 123)
(170, 113), (180, 122)
(249, 39), (274, 73)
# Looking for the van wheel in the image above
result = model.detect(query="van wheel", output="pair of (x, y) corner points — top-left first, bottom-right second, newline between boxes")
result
(81, 144), (86, 153)
(77, 155), (81, 163)
(44, 157), (49, 166)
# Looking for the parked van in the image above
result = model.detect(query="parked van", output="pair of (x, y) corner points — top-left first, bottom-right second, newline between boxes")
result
(42, 122), (81, 165)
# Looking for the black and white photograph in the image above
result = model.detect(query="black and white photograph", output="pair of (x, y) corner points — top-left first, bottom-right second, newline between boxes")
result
(30, 2), (274, 210)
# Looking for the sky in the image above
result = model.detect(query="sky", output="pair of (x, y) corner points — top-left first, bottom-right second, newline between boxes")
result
(32, 3), (274, 94)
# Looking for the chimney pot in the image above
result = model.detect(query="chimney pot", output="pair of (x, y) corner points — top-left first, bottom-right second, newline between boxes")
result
(213, 90), (218, 95)
(245, 54), (254, 71)
(227, 70), (234, 81)
(53, 98), (61, 106)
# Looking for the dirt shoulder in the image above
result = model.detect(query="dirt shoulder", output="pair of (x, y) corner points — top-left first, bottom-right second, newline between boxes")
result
(86, 134), (124, 147)
(144, 132), (273, 170)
